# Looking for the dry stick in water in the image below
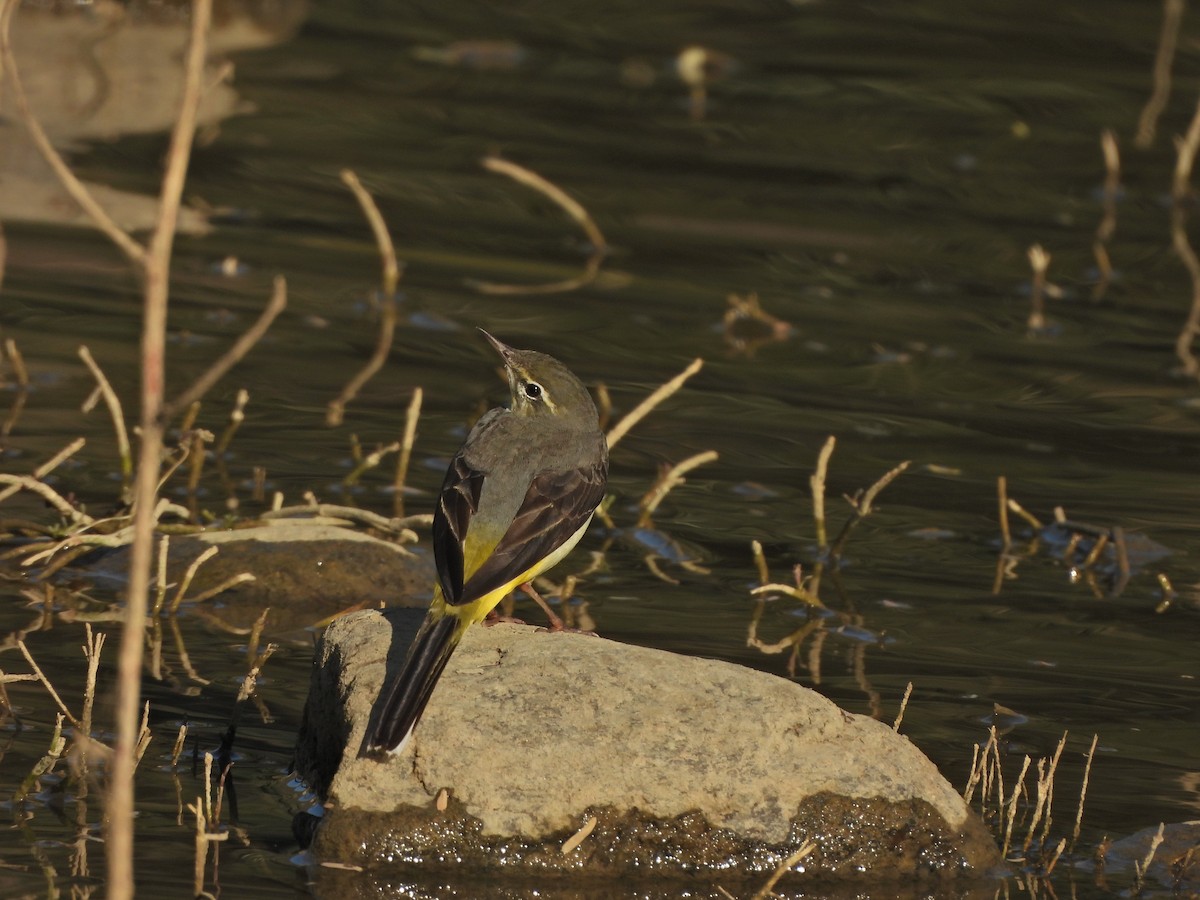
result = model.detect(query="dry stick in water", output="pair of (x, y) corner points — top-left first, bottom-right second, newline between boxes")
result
(606, 358), (703, 449)
(810, 435), (836, 552)
(344, 441), (400, 487)
(469, 156), (608, 295)
(1025, 732), (1068, 853)
(168, 546), (220, 614)
(327, 170), (401, 427)
(997, 475), (1011, 548)
(1000, 755), (1033, 860)
(1070, 733), (1099, 853)
(560, 816), (597, 855)
(636, 450), (718, 527)
(17, 640), (81, 729)
(892, 682), (914, 732)
(1171, 96), (1200, 378)
(263, 502), (425, 538)
(1, 337), (29, 438)
(1135, 0), (1186, 149)
(750, 539), (769, 584)
(108, 0), (215, 891)
(1092, 129), (1120, 301)
(0, 437), (85, 504)
(214, 389), (249, 458)
(828, 460), (911, 562)
(79, 347), (132, 490)
(1133, 823), (1166, 894)
(392, 387), (423, 518)
(750, 841), (817, 900)
(0, 475), (94, 526)
(1027, 244), (1051, 333)
(165, 276), (287, 421)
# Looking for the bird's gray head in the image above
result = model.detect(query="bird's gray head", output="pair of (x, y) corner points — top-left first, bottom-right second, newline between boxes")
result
(481, 331), (599, 428)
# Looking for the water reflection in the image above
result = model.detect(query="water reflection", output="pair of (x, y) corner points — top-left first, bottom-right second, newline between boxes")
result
(3, 0), (1200, 896)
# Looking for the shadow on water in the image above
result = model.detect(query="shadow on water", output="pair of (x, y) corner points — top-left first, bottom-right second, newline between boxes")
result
(1, 0), (1199, 896)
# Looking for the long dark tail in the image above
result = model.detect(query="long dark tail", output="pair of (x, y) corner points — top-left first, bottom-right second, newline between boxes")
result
(363, 613), (460, 756)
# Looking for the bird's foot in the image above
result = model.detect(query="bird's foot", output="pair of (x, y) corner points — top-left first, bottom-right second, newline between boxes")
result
(484, 612), (528, 626)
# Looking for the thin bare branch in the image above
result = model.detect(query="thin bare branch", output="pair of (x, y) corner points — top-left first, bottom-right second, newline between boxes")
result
(1135, 0), (1185, 149)
(78, 346), (133, 486)
(108, 0), (215, 893)
(637, 450), (718, 526)
(165, 276), (287, 420)
(468, 156), (608, 295)
(606, 358), (703, 449)
(326, 173), (402, 427)
(393, 387), (423, 518)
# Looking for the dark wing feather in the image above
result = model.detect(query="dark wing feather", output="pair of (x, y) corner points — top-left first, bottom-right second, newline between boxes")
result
(432, 453), (485, 603)
(452, 459), (607, 607)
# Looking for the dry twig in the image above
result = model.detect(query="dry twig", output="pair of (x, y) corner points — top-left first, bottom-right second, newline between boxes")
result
(606, 358), (703, 449)
(1135, 0), (1185, 148)
(327, 171), (401, 426)
(468, 156), (608, 295)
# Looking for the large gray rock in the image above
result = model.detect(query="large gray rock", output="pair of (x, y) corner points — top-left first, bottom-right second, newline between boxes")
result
(295, 608), (998, 889)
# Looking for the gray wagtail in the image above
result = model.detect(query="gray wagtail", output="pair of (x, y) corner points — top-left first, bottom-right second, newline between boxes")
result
(363, 332), (608, 755)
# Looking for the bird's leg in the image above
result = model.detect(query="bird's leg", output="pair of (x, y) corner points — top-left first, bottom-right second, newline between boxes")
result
(519, 582), (566, 631)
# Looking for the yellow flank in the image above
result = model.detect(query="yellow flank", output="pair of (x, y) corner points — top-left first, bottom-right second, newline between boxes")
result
(432, 515), (594, 635)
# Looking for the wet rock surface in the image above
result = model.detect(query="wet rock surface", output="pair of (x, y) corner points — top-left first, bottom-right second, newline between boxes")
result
(295, 608), (999, 886)
(1101, 821), (1200, 893)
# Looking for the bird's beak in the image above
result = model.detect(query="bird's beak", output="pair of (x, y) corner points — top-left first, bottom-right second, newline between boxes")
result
(479, 329), (517, 365)
(479, 329), (523, 400)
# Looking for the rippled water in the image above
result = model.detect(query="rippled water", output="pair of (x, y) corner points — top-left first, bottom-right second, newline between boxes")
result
(1, 0), (1199, 896)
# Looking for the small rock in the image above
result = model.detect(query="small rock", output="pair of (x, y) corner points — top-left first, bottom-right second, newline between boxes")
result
(294, 609), (998, 888)
(83, 521), (433, 631)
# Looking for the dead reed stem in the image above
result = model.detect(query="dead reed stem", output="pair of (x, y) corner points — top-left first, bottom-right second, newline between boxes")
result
(109, 0), (215, 892)
(0, 474), (94, 526)
(327, 171), (400, 427)
(1133, 823), (1166, 893)
(78, 346), (133, 489)
(262, 502), (425, 538)
(1135, 0), (1185, 149)
(606, 357), (703, 449)
(828, 460), (910, 561)
(637, 450), (718, 526)
(392, 387), (423, 517)
(560, 816), (597, 855)
(1172, 96), (1200, 378)
(3, 336), (29, 386)
(344, 440), (400, 487)
(750, 540), (769, 584)
(892, 681), (913, 732)
(166, 277), (287, 421)
(1070, 734), (1099, 853)
(810, 436), (836, 551)
(0, 437), (85, 504)
(1092, 129), (1120, 301)
(17, 640), (81, 729)
(341, 169), (402, 296)
(1027, 244), (1050, 333)
(214, 389), (249, 457)
(997, 475), (1011, 548)
(469, 156), (608, 295)
(168, 546), (220, 614)
(1001, 755), (1032, 859)
(751, 841), (816, 900)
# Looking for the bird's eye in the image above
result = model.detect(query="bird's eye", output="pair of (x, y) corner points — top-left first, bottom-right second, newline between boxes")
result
(523, 381), (543, 400)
